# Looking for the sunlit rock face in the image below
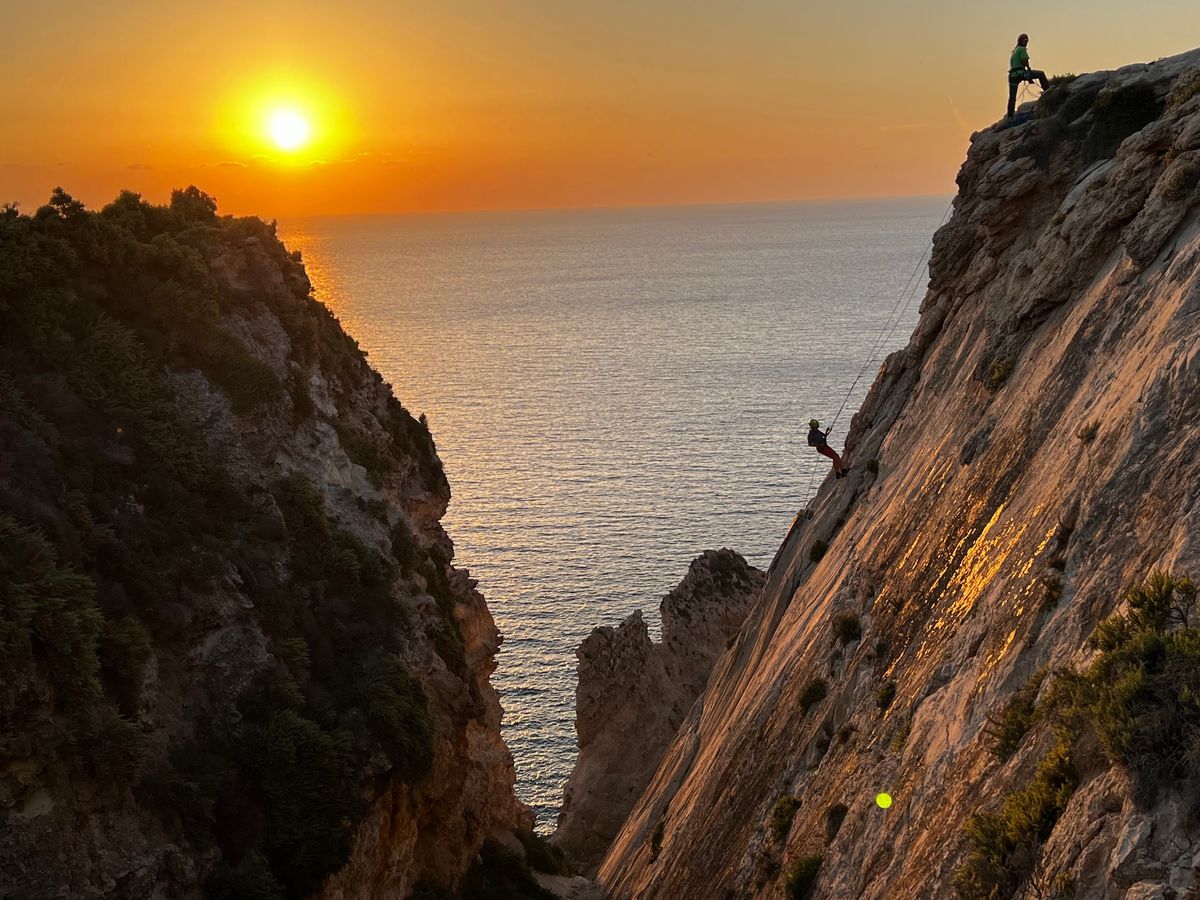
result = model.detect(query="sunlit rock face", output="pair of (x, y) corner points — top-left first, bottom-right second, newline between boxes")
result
(598, 48), (1200, 899)
(0, 204), (528, 898)
(553, 550), (764, 874)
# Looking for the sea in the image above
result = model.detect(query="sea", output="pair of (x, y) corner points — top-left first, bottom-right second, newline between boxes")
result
(279, 198), (949, 830)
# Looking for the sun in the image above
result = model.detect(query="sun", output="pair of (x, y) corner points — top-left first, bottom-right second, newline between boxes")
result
(267, 109), (311, 151)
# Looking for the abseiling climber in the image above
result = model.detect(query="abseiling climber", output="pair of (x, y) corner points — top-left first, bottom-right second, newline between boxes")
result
(1007, 33), (1050, 118)
(807, 419), (847, 479)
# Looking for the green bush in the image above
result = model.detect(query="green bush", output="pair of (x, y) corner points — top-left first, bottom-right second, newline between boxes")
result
(184, 322), (283, 412)
(459, 839), (556, 900)
(206, 852), (285, 900)
(1161, 162), (1200, 202)
(785, 854), (822, 900)
(390, 517), (421, 572)
(98, 615), (153, 717)
(832, 614), (862, 644)
(360, 654), (436, 781)
(953, 734), (1077, 900)
(1168, 69), (1200, 108)
(254, 710), (362, 898)
(958, 572), (1196, 898)
(335, 421), (393, 485)
(516, 829), (569, 876)
(809, 540), (828, 563)
(1042, 576), (1063, 610)
(800, 678), (828, 714)
(985, 357), (1014, 391)
(984, 670), (1046, 760)
(771, 796), (801, 842)
(1081, 81), (1164, 163)
(1076, 421), (1098, 444)
(877, 681), (897, 711)
(0, 516), (105, 746)
(1051, 573), (1199, 790)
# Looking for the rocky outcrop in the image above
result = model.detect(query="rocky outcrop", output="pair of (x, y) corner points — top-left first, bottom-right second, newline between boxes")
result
(554, 550), (764, 874)
(598, 49), (1200, 898)
(0, 191), (528, 898)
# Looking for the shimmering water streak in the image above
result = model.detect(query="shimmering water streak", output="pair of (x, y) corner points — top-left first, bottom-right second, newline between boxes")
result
(280, 199), (947, 829)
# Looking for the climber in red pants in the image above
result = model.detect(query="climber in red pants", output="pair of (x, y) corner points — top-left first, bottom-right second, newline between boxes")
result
(807, 419), (847, 479)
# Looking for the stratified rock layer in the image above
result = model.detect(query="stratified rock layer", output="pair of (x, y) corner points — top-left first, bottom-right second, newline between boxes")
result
(599, 49), (1200, 899)
(555, 550), (764, 874)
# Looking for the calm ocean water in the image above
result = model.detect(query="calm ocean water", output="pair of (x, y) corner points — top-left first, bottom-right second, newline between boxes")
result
(279, 199), (947, 830)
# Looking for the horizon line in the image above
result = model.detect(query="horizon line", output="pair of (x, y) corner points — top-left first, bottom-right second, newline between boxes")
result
(275, 192), (956, 223)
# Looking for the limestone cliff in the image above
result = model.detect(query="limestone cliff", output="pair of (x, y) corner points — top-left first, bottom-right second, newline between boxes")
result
(0, 189), (528, 899)
(554, 550), (764, 874)
(599, 49), (1200, 899)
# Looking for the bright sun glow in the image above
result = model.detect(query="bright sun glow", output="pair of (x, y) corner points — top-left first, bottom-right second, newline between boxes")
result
(267, 109), (311, 151)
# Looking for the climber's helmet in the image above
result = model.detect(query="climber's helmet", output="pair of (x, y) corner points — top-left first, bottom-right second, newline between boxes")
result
(809, 419), (821, 429)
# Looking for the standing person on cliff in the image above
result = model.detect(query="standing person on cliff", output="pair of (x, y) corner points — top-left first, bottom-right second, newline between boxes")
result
(1007, 33), (1050, 118)
(807, 419), (847, 479)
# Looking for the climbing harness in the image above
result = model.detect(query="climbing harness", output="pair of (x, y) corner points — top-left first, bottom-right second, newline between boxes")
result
(801, 198), (955, 504)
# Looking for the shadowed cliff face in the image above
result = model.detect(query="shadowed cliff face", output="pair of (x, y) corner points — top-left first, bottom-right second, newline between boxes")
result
(599, 49), (1200, 899)
(554, 550), (765, 875)
(0, 190), (528, 898)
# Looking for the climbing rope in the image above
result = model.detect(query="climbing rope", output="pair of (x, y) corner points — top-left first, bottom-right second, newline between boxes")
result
(801, 198), (955, 505)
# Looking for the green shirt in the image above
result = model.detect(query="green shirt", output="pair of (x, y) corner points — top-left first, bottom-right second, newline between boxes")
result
(1010, 45), (1029, 72)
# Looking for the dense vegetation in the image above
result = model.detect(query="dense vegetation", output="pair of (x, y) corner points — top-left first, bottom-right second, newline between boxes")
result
(955, 572), (1198, 899)
(0, 189), (447, 897)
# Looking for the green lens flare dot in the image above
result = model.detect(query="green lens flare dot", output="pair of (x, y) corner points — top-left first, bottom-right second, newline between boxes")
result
(875, 792), (893, 809)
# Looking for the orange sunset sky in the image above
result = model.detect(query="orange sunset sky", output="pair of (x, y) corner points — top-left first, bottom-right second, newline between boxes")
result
(1, 1), (1195, 218)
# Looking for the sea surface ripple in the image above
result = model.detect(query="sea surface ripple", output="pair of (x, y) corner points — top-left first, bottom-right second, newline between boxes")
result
(281, 199), (947, 830)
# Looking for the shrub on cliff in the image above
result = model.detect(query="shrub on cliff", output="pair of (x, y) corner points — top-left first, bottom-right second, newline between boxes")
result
(459, 839), (557, 900)
(0, 516), (108, 752)
(1081, 81), (1164, 163)
(956, 572), (1198, 898)
(784, 854), (822, 899)
(252, 711), (362, 897)
(832, 614), (862, 644)
(1051, 572), (1199, 792)
(800, 678), (828, 714)
(515, 829), (569, 876)
(877, 681), (897, 710)
(984, 669), (1046, 761)
(953, 735), (1078, 900)
(1168, 69), (1200, 108)
(771, 796), (801, 842)
(361, 653), (436, 780)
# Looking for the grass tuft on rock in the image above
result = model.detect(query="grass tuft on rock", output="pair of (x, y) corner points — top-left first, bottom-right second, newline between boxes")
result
(799, 678), (828, 714)
(877, 681), (897, 711)
(771, 796), (801, 842)
(784, 854), (822, 900)
(832, 614), (862, 645)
